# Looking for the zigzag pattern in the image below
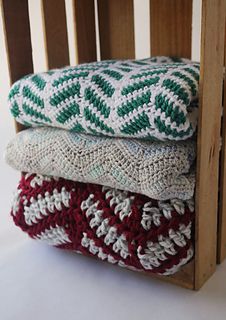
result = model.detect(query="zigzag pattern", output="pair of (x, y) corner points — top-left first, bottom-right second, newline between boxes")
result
(5, 127), (196, 201)
(9, 56), (199, 141)
(11, 173), (195, 275)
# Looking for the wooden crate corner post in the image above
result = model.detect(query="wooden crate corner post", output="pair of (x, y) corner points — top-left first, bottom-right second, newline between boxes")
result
(195, 0), (226, 289)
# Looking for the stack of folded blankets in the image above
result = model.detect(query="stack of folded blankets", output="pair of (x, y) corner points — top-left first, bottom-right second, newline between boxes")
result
(5, 56), (199, 276)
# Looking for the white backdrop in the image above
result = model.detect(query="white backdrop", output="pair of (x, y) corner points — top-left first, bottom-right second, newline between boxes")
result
(1, 1), (226, 319)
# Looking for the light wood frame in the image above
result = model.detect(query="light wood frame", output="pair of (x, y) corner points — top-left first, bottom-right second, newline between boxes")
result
(1, 0), (226, 290)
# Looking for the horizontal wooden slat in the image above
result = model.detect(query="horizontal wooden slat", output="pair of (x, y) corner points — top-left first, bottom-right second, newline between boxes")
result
(195, 0), (226, 289)
(41, 0), (70, 69)
(72, 0), (97, 64)
(150, 0), (192, 58)
(1, 0), (33, 133)
(97, 0), (135, 60)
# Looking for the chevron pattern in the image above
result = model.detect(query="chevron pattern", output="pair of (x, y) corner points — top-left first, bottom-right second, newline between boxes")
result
(9, 56), (199, 141)
(11, 173), (195, 275)
(5, 127), (196, 201)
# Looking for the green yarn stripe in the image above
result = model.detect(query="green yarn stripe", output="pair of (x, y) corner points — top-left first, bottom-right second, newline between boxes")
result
(117, 92), (151, 117)
(172, 71), (197, 97)
(131, 60), (149, 66)
(11, 101), (20, 118)
(184, 67), (199, 82)
(84, 107), (114, 134)
(31, 75), (46, 91)
(102, 69), (123, 80)
(162, 79), (189, 105)
(154, 116), (192, 138)
(84, 87), (110, 118)
(91, 74), (115, 97)
(130, 68), (168, 80)
(120, 112), (151, 135)
(70, 122), (85, 132)
(155, 94), (186, 126)
(50, 83), (80, 107)
(121, 77), (160, 96)
(22, 86), (44, 108)
(22, 103), (52, 123)
(53, 71), (89, 87)
(9, 84), (20, 100)
(116, 67), (133, 72)
(56, 103), (80, 124)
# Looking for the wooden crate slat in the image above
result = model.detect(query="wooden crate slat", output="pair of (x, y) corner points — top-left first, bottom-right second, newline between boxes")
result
(0, 0), (33, 82)
(72, 0), (96, 64)
(218, 23), (226, 263)
(97, 0), (135, 60)
(1, 0), (33, 133)
(41, 0), (70, 69)
(150, 0), (192, 58)
(147, 260), (194, 290)
(195, 0), (226, 289)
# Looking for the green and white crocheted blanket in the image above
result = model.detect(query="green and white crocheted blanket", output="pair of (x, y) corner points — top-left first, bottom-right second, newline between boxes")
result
(9, 56), (199, 141)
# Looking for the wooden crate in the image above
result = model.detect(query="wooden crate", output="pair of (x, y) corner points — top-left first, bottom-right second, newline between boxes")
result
(1, 0), (225, 290)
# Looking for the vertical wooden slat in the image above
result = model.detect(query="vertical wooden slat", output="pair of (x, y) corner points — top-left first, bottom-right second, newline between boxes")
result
(195, 0), (226, 289)
(72, 0), (96, 64)
(150, 0), (192, 58)
(1, 0), (33, 133)
(1, 0), (33, 82)
(97, 0), (135, 60)
(218, 26), (226, 263)
(41, 0), (69, 69)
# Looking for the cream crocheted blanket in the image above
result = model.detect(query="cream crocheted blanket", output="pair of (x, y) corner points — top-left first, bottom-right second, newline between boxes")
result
(5, 127), (196, 200)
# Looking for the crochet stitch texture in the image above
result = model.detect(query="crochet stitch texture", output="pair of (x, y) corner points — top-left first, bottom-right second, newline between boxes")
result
(9, 56), (199, 141)
(5, 127), (196, 201)
(11, 173), (195, 275)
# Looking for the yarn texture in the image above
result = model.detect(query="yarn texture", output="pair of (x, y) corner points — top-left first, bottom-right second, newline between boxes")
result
(9, 56), (199, 141)
(11, 173), (195, 275)
(5, 127), (196, 201)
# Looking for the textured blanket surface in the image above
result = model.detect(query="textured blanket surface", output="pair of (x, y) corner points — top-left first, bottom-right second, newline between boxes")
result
(9, 56), (199, 141)
(5, 127), (196, 200)
(11, 173), (195, 275)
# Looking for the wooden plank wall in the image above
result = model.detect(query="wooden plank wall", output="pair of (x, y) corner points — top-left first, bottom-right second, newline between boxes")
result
(195, 0), (226, 289)
(97, 0), (135, 59)
(150, 0), (192, 58)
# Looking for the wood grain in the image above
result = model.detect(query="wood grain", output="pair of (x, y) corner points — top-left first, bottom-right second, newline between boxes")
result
(195, 0), (226, 289)
(150, 0), (192, 58)
(1, 0), (33, 133)
(218, 23), (226, 263)
(41, 0), (70, 69)
(97, 0), (135, 60)
(72, 0), (97, 63)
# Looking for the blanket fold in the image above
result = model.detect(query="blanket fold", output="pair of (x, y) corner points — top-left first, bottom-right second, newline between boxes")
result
(8, 56), (199, 141)
(11, 173), (195, 275)
(5, 127), (196, 201)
